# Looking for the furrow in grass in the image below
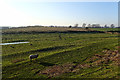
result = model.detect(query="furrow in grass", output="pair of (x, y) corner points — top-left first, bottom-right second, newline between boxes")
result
(37, 39), (117, 64)
(3, 39), (117, 68)
(2, 45), (69, 58)
(2, 40), (107, 67)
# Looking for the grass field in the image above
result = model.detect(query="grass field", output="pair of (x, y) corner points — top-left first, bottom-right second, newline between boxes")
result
(90, 28), (119, 31)
(2, 27), (120, 79)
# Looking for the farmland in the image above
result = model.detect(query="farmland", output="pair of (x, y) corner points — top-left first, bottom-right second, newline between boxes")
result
(2, 27), (120, 79)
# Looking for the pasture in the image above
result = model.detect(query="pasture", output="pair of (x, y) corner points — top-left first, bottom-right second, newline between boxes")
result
(91, 28), (119, 31)
(2, 27), (119, 79)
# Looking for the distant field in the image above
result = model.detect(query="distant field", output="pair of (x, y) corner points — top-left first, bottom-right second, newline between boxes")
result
(2, 27), (88, 33)
(90, 28), (119, 31)
(2, 27), (120, 79)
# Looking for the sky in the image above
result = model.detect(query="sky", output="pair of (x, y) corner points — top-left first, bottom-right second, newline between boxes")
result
(0, 0), (118, 27)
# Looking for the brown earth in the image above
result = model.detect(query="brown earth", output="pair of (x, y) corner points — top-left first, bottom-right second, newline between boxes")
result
(39, 63), (74, 77)
(39, 47), (120, 77)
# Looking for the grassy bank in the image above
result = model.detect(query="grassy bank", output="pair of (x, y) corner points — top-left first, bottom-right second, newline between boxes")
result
(2, 27), (119, 79)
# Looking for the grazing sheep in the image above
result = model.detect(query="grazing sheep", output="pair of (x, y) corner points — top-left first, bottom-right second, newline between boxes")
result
(29, 54), (39, 61)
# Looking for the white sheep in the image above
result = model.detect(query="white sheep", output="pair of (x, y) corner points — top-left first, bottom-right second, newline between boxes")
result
(29, 54), (39, 61)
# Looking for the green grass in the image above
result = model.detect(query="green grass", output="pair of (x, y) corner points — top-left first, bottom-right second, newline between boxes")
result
(2, 27), (119, 79)
(90, 28), (119, 31)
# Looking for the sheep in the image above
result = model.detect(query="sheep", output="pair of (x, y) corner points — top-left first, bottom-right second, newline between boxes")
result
(29, 54), (39, 61)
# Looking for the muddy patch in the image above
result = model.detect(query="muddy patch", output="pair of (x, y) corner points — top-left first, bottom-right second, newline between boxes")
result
(89, 49), (120, 66)
(39, 63), (74, 77)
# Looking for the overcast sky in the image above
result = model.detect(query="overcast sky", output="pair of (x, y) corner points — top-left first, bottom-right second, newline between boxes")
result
(0, 0), (118, 27)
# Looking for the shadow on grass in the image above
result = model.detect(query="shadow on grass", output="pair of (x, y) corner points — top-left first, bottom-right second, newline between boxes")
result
(3, 30), (105, 34)
(38, 62), (55, 66)
(2, 45), (67, 59)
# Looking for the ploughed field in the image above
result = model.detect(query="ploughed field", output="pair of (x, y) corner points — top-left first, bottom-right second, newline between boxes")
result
(2, 27), (120, 78)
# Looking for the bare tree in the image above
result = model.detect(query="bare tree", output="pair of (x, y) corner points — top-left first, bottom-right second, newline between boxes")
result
(82, 23), (86, 28)
(74, 24), (78, 28)
(92, 24), (100, 28)
(104, 24), (108, 28)
(110, 24), (115, 28)
(87, 24), (91, 27)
